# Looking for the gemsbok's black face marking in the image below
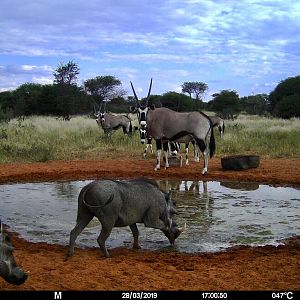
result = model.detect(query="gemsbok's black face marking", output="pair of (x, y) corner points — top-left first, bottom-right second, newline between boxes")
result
(99, 112), (105, 124)
(137, 106), (149, 128)
(139, 128), (147, 144)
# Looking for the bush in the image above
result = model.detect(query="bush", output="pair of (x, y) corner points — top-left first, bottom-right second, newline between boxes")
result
(273, 95), (300, 119)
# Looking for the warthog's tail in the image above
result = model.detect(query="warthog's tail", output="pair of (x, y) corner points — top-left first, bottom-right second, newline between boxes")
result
(82, 193), (114, 208)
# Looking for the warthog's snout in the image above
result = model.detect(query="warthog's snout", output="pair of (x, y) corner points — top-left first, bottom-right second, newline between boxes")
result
(163, 223), (186, 245)
(1, 220), (28, 285)
(4, 266), (28, 286)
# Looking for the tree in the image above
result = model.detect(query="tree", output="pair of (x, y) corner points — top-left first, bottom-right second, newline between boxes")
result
(181, 81), (208, 100)
(181, 82), (194, 98)
(269, 75), (300, 118)
(13, 83), (44, 116)
(210, 90), (241, 119)
(160, 92), (203, 112)
(84, 76), (124, 104)
(240, 94), (269, 115)
(273, 94), (300, 119)
(52, 61), (81, 119)
(0, 91), (16, 114)
(53, 60), (80, 85)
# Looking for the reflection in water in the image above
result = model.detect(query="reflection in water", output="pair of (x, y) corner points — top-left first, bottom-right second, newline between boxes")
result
(220, 181), (259, 191)
(0, 179), (300, 253)
(54, 182), (79, 200)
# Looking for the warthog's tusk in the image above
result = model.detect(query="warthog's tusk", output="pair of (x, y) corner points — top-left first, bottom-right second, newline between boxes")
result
(178, 223), (187, 233)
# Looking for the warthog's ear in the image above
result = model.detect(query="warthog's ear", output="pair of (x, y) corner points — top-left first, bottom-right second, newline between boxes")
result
(149, 104), (156, 110)
(130, 106), (137, 112)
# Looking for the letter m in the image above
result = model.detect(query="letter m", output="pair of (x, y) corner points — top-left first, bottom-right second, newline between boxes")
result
(54, 291), (62, 299)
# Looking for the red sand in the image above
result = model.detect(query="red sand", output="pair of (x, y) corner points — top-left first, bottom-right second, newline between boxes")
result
(1, 157), (300, 290)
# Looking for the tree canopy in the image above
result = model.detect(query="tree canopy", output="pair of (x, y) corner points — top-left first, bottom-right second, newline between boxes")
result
(53, 60), (80, 85)
(84, 75), (124, 104)
(240, 94), (269, 115)
(269, 75), (300, 118)
(181, 81), (208, 100)
(209, 90), (241, 119)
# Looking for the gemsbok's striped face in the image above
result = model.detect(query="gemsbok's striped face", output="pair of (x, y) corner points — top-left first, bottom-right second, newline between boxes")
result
(99, 112), (105, 124)
(95, 112), (105, 125)
(137, 106), (149, 128)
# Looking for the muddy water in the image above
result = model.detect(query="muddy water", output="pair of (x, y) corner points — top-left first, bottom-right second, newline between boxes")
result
(1, 179), (299, 253)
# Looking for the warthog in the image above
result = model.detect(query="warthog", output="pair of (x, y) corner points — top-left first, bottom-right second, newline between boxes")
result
(0, 220), (27, 285)
(66, 178), (185, 258)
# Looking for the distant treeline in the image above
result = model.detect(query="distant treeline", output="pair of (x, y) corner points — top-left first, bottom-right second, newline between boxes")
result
(0, 63), (299, 121)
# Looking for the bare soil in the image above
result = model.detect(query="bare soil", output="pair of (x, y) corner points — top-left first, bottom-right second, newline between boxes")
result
(1, 157), (300, 290)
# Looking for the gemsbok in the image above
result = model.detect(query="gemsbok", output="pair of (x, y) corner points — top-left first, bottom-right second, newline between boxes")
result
(130, 79), (215, 174)
(94, 103), (133, 137)
(209, 116), (225, 137)
(140, 127), (199, 166)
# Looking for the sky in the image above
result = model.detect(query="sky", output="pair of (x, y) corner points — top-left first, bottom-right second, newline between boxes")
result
(0, 0), (299, 101)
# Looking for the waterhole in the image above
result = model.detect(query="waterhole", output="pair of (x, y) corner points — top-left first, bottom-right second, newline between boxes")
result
(1, 179), (299, 253)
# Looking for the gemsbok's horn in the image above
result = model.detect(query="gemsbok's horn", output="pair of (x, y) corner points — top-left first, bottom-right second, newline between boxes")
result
(130, 81), (140, 107)
(146, 78), (153, 106)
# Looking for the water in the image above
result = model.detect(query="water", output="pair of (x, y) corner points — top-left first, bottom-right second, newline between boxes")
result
(0, 179), (299, 253)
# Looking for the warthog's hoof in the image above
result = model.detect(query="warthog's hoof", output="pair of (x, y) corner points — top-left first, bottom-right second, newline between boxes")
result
(133, 244), (141, 249)
(221, 155), (260, 171)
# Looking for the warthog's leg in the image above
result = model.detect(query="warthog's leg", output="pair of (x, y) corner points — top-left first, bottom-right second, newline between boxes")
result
(67, 214), (93, 258)
(97, 221), (115, 258)
(129, 224), (141, 249)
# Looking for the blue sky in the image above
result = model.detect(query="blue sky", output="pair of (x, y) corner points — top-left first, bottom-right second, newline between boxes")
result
(0, 0), (299, 100)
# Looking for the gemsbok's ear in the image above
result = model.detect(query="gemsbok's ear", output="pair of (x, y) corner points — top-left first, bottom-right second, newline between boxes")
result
(149, 104), (156, 110)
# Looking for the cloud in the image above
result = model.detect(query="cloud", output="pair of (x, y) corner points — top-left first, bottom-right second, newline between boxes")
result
(0, 64), (53, 89)
(0, 0), (299, 96)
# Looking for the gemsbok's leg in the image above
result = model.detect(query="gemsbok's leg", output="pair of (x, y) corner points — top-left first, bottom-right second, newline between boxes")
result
(154, 139), (162, 171)
(195, 138), (208, 174)
(163, 141), (169, 169)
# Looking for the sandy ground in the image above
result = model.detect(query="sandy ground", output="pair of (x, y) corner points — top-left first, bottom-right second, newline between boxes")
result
(0, 157), (300, 290)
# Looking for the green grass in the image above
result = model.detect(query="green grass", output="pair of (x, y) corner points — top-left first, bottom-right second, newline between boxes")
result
(0, 114), (299, 163)
(216, 115), (300, 157)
